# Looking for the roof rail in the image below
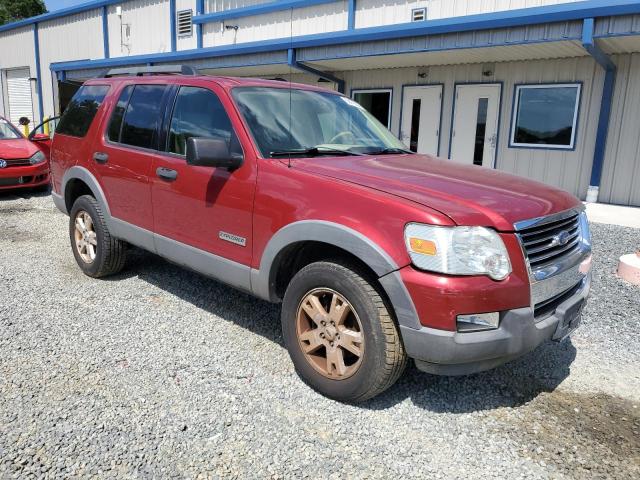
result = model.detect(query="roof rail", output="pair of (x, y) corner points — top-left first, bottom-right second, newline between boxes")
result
(104, 65), (198, 77)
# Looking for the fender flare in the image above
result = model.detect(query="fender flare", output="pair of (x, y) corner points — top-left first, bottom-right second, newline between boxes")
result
(58, 166), (112, 218)
(250, 220), (421, 329)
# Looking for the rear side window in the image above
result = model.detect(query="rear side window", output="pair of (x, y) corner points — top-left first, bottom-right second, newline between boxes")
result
(118, 85), (166, 149)
(168, 86), (235, 156)
(107, 85), (134, 142)
(56, 85), (109, 137)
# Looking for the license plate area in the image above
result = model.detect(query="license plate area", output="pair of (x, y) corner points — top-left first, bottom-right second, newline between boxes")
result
(552, 298), (584, 341)
(0, 177), (22, 186)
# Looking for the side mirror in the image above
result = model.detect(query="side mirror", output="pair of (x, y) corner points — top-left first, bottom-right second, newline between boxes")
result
(30, 133), (50, 142)
(186, 137), (243, 170)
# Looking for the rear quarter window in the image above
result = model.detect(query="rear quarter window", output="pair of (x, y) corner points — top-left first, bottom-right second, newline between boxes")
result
(56, 85), (110, 138)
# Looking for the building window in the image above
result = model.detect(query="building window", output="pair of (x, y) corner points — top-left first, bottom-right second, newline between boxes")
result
(177, 9), (193, 37)
(510, 83), (581, 150)
(412, 8), (427, 22)
(351, 89), (392, 129)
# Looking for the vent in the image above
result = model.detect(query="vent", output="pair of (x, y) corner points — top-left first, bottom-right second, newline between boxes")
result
(177, 9), (193, 37)
(412, 7), (427, 22)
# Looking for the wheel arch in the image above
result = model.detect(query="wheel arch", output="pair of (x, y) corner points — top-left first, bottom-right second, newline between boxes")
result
(61, 167), (111, 218)
(251, 221), (421, 330)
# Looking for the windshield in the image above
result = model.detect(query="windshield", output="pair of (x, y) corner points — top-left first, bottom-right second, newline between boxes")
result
(232, 87), (408, 158)
(0, 118), (22, 140)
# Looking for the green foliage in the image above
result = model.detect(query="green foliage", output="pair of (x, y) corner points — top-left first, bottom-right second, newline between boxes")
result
(0, 0), (48, 26)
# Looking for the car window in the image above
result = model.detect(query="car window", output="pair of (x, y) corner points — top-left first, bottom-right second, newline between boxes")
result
(0, 118), (21, 139)
(120, 85), (166, 150)
(168, 86), (234, 156)
(107, 85), (134, 142)
(56, 85), (110, 138)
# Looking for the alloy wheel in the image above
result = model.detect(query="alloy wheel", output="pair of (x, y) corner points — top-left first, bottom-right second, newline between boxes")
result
(74, 210), (97, 264)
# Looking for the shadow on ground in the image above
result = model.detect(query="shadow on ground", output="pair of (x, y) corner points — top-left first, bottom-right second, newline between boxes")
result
(109, 246), (576, 413)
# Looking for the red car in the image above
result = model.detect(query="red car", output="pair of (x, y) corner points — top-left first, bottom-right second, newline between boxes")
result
(0, 116), (51, 191)
(49, 67), (592, 402)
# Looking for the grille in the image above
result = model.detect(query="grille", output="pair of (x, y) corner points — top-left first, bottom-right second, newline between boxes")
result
(518, 212), (581, 269)
(0, 177), (21, 186)
(3, 158), (31, 167)
(534, 279), (583, 319)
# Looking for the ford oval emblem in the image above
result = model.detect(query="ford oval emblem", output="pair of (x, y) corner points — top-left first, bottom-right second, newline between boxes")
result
(0, 159), (7, 169)
(553, 230), (571, 246)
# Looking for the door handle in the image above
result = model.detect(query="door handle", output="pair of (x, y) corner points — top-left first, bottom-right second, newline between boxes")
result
(156, 167), (178, 181)
(93, 152), (109, 164)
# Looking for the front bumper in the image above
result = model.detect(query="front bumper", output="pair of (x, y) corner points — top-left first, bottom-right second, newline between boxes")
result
(401, 272), (590, 376)
(0, 163), (50, 190)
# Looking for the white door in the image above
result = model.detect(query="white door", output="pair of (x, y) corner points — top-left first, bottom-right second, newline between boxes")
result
(450, 84), (501, 167)
(6, 68), (34, 127)
(400, 85), (442, 155)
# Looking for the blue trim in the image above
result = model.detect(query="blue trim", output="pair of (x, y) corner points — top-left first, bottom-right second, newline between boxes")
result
(397, 84), (444, 157)
(33, 24), (44, 124)
(350, 87), (393, 129)
(582, 17), (617, 189)
(287, 48), (345, 93)
(447, 82), (503, 167)
(101, 5), (109, 58)
(193, 0), (338, 24)
(508, 83), (583, 151)
(348, 0), (356, 30)
(170, 0), (177, 52)
(196, 0), (204, 49)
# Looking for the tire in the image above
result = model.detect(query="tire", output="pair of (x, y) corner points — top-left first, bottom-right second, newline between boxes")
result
(281, 261), (407, 402)
(69, 195), (127, 278)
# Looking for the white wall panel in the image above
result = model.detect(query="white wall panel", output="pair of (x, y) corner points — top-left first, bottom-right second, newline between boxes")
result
(0, 27), (37, 120)
(600, 53), (640, 206)
(355, 0), (583, 28)
(205, 0), (270, 12)
(107, 0), (171, 58)
(38, 9), (104, 119)
(343, 55), (601, 199)
(176, 0), (198, 51)
(203, 1), (347, 47)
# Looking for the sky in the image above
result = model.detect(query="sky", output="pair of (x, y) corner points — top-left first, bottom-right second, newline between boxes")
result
(45, 0), (89, 12)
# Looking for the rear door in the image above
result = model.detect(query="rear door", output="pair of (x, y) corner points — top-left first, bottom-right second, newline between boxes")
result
(150, 82), (256, 270)
(95, 82), (172, 233)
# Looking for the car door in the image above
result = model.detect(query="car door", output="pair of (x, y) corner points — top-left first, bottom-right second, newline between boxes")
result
(150, 82), (256, 276)
(94, 82), (172, 234)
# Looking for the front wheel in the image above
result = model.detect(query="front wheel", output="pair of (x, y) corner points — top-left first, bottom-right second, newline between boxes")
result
(281, 261), (407, 402)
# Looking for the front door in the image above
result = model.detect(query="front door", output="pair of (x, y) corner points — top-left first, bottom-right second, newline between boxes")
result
(150, 83), (256, 271)
(400, 85), (442, 155)
(450, 84), (501, 167)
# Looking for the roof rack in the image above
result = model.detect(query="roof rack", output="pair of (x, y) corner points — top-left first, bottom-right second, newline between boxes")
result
(104, 65), (198, 78)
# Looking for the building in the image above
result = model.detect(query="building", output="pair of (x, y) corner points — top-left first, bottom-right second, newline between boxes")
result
(1, 0), (640, 206)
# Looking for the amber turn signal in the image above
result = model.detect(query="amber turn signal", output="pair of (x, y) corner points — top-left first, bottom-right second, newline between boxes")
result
(409, 237), (437, 256)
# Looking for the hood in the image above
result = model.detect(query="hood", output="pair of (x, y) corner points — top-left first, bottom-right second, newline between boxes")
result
(294, 154), (581, 231)
(0, 138), (39, 160)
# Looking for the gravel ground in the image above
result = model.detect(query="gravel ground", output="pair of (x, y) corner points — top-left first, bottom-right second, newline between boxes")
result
(1, 191), (639, 479)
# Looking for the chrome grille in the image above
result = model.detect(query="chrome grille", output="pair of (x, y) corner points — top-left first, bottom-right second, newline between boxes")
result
(3, 158), (31, 167)
(517, 212), (581, 269)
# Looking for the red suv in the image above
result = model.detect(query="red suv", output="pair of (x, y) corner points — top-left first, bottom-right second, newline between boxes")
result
(0, 116), (51, 191)
(49, 66), (592, 402)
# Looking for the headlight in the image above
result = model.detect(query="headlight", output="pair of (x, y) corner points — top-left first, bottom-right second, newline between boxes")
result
(405, 223), (512, 280)
(29, 151), (46, 165)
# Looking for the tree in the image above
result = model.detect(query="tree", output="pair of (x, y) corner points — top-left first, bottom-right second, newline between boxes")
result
(0, 0), (47, 26)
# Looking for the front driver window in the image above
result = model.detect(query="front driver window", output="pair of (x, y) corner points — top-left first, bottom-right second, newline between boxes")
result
(168, 86), (235, 156)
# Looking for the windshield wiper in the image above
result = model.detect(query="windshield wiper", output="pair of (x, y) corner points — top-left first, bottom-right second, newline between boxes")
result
(270, 146), (364, 157)
(365, 147), (414, 155)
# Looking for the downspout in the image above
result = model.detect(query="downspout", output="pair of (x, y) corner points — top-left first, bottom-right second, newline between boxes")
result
(33, 23), (44, 125)
(287, 48), (345, 93)
(102, 5), (110, 58)
(196, 0), (204, 49)
(582, 17), (616, 203)
(170, 0), (177, 52)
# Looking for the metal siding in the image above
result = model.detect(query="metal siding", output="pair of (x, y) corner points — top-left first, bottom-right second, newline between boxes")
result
(342, 56), (599, 199)
(107, 0), (171, 58)
(38, 9), (104, 118)
(599, 53), (640, 206)
(355, 0), (583, 28)
(0, 27), (38, 119)
(202, 1), (347, 46)
(176, 0), (198, 50)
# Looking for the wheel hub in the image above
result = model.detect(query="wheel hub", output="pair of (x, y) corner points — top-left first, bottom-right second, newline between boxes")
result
(295, 288), (364, 379)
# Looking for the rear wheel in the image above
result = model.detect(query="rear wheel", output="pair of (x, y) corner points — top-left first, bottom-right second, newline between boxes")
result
(69, 195), (127, 278)
(281, 261), (407, 402)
